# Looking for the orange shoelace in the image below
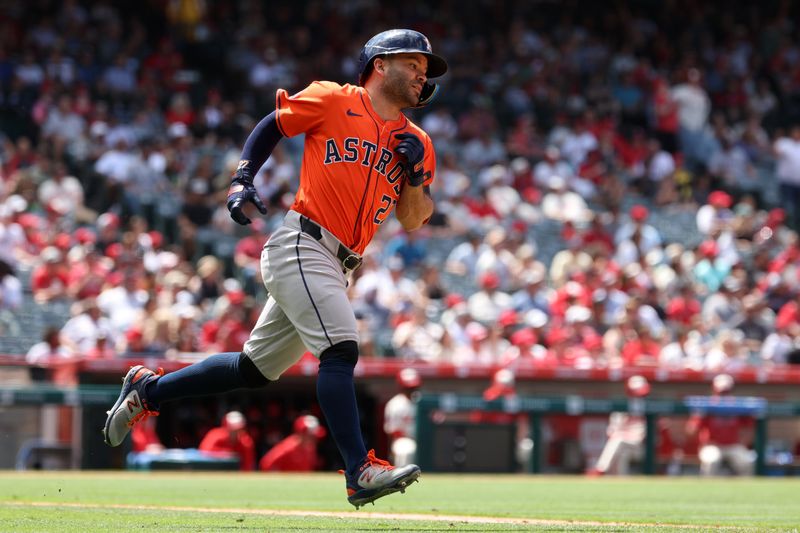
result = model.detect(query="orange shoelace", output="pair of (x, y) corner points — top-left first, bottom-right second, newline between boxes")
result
(338, 449), (395, 476)
(365, 449), (394, 470)
(127, 408), (159, 428)
(125, 367), (164, 428)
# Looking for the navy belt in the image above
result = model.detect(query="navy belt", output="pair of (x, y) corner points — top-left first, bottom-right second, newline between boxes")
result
(299, 216), (363, 271)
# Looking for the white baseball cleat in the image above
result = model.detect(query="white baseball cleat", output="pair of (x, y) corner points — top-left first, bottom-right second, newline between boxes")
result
(102, 365), (163, 447)
(345, 449), (421, 508)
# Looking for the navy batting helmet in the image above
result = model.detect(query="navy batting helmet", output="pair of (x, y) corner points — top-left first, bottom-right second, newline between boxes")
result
(358, 29), (448, 107)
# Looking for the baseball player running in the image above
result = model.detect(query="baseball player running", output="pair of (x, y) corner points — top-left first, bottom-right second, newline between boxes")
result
(103, 29), (447, 508)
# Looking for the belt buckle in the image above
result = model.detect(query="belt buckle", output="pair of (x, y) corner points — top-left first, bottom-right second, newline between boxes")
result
(342, 254), (362, 271)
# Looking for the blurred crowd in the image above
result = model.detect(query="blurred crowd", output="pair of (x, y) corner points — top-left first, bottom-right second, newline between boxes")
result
(2, 1), (800, 374)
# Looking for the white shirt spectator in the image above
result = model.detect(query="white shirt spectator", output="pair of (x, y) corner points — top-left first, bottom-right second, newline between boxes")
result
(0, 220), (25, 267)
(708, 144), (754, 186)
(659, 340), (687, 369)
(474, 241), (516, 288)
(671, 82), (710, 131)
(614, 222), (663, 249)
(696, 205), (734, 236)
(442, 310), (474, 350)
(15, 58), (44, 87)
(659, 333), (707, 370)
(614, 239), (646, 268)
(45, 54), (76, 85)
(391, 314), (445, 362)
(452, 332), (509, 366)
(42, 107), (86, 142)
(97, 286), (148, 334)
(648, 150), (675, 182)
(461, 135), (507, 171)
(435, 162), (471, 200)
(354, 261), (418, 314)
(705, 330), (747, 371)
(549, 248), (593, 288)
(560, 130), (598, 168)
(61, 312), (115, 354)
(94, 147), (140, 184)
(103, 57), (138, 94)
(26, 342), (73, 364)
(445, 240), (484, 279)
(421, 109), (458, 145)
(104, 122), (139, 149)
(534, 159), (574, 189)
(701, 291), (740, 329)
(748, 82), (778, 118)
(438, 197), (479, 235)
(774, 136), (800, 186)
(467, 288), (512, 324)
(384, 393), (416, 440)
(638, 304), (666, 338)
(0, 270), (22, 310)
(541, 188), (592, 223)
(249, 51), (295, 89)
(760, 331), (794, 365)
(38, 173), (84, 213)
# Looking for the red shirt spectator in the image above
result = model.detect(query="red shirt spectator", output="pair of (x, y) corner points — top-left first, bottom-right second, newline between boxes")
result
(577, 149), (609, 185)
(581, 218), (614, 254)
(142, 38), (185, 91)
(31, 247), (70, 303)
(665, 291), (701, 326)
(67, 248), (112, 299)
(259, 415), (326, 472)
(84, 335), (116, 360)
(15, 213), (47, 260)
(652, 78), (679, 134)
(199, 319), (221, 351)
(687, 414), (753, 447)
(3, 136), (38, 175)
(776, 299), (800, 332)
(131, 417), (164, 453)
(218, 321), (250, 352)
(234, 224), (268, 283)
(550, 281), (592, 319)
(234, 234), (268, 264)
(614, 130), (649, 171)
(463, 196), (499, 219)
(621, 330), (662, 366)
(198, 411), (256, 471)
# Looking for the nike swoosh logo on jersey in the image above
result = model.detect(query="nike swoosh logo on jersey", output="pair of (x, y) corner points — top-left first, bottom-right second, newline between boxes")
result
(346, 109), (363, 117)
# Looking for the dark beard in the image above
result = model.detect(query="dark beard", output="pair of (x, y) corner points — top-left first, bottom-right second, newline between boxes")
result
(383, 70), (417, 109)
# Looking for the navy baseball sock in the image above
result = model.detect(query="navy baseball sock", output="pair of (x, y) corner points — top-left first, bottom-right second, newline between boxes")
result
(145, 352), (268, 407)
(317, 342), (368, 476)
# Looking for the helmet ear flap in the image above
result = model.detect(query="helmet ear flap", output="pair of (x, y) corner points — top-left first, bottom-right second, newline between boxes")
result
(416, 82), (439, 107)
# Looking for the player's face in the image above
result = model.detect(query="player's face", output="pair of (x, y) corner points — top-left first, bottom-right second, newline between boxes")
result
(381, 53), (428, 108)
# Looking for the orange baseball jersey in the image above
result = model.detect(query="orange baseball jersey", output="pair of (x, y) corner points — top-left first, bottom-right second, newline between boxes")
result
(275, 81), (436, 254)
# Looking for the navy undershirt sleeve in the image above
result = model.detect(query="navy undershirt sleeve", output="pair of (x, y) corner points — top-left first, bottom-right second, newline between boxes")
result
(239, 111), (284, 175)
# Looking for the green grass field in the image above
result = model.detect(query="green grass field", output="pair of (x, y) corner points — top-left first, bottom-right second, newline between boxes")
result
(0, 472), (798, 532)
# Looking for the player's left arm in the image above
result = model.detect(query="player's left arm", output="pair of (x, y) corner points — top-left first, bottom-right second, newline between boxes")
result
(394, 132), (435, 231)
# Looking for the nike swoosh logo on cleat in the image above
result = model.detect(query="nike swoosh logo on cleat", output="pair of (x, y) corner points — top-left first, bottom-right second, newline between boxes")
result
(346, 109), (363, 117)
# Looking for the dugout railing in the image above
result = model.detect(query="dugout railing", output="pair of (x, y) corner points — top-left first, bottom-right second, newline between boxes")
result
(4, 356), (800, 472)
(415, 393), (800, 476)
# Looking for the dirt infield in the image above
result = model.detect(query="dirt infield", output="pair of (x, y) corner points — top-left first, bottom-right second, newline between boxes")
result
(5, 501), (729, 529)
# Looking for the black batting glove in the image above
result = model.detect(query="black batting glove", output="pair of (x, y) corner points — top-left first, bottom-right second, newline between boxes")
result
(227, 162), (267, 225)
(394, 133), (425, 187)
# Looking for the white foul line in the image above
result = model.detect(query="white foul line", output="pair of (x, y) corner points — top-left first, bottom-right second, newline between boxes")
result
(2, 501), (735, 529)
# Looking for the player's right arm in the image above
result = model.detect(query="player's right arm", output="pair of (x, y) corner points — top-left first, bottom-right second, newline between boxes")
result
(227, 111), (285, 225)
